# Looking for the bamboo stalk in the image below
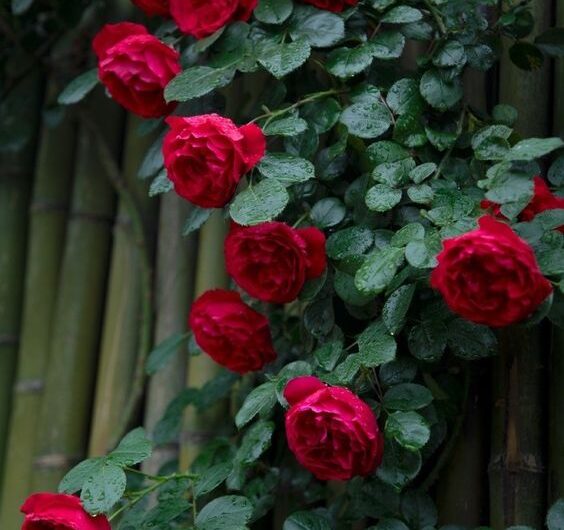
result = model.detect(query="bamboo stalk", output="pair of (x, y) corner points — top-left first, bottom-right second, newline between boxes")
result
(88, 115), (157, 457)
(143, 194), (197, 475)
(489, 3), (552, 527)
(31, 89), (124, 491)
(0, 80), (76, 526)
(0, 70), (43, 494)
(548, 0), (564, 503)
(180, 211), (229, 470)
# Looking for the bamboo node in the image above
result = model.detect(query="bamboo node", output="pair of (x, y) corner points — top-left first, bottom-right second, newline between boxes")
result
(70, 210), (114, 225)
(0, 334), (19, 347)
(33, 453), (81, 470)
(14, 378), (44, 394)
(30, 200), (68, 215)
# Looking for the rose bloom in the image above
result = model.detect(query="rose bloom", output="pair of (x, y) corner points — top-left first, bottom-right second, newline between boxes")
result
(225, 222), (327, 304)
(299, 0), (358, 12)
(163, 114), (265, 208)
(170, 0), (257, 38)
(481, 176), (564, 232)
(431, 216), (552, 328)
(131, 0), (169, 17)
(93, 22), (180, 118)
(284, 376), (384, 481)
(189, 289), (276, 374)
(20, 493), (110, 530)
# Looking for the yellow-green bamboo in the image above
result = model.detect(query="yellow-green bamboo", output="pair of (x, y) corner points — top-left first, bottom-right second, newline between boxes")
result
(180, 211), (229, 470)
(0, 80), (76, 526)
(143, 194), (197, 475)
(31, 90), (123, 490)
(548, 0), (564, 503)
(0, 70), (42, 499)
(489, 2), (552, 527)
(88, 115), (157, 457)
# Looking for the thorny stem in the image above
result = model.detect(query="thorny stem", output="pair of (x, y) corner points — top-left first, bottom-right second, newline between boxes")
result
(79, 110), (154, 447)
(423, 0), (448, 36)
(432, 107), (467, 180)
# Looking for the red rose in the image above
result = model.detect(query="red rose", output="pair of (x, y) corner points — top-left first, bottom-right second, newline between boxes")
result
(20, 493), (110, 530)
(170, 0), (258, 39)
(225, 222), (327, 304)
(163, 114), (265, 208)
(93, 23), (180, 118)
(298, 0), (358, 13)
(481, 176), (564, 232)
(131, 0), (169, 17)
(284, 376), (384, 481)
(431, 216), (552, 327)
(189, 289), (276, 374)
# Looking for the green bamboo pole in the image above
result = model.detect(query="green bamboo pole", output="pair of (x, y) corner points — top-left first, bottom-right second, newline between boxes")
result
(548, 0), (564, 503)
(0, 70), (42, 498)
(180, 211), (229, 470)
(31, 89), (123, 491)
(489, 3), (552, 528)
(88, 115), (157, 457)
(0, 80), (76, 526)
(143, 194), (197, 475)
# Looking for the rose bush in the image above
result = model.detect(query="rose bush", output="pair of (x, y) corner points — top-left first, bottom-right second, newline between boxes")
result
(41, 0), (564, 528)
(131, 0), (169, 17)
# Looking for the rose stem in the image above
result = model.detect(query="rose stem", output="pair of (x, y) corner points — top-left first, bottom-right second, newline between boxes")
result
(548, 0), (564, 505)
(31, 88), (124, 491)
(0, 68), (43, 503)
(88, 112), (158, 457)
(0, 78), (74, 528)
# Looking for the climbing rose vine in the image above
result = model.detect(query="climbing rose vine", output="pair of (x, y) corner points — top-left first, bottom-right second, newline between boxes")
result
(26, 0), (564, 528)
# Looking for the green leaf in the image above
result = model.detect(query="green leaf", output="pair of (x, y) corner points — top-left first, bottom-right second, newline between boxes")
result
(258, 152), (315, 185)
(254, 0), (293, 24)
(383, 383), (433, 411)
(141, 497), (189, 529)
(383, 284), (415, 335)
(355, 246), (405, 295)
(323, 354), (361, 385)
(407, 184), (434, 204)
(385, 411), (430, 451)
(419, 69), (463, 111)
(12, 0), (34, 14)
(387, 79), (424, 115)
(301, 98), (341, 134)
(58, 69), (99, 105)
(369, 31), (406, 60)
(505, 137), (564, 161)
(433, 41), (467, 68)
(326, 45), (374, 78)
(108, 428), (152, 467)
(358, 320), (397, 368)
(547, 499), (564, 530)
(311, 198), (346, 228)
(326, 226), (374, 260)
(194, 463), (232, 497)
(340, 100), (393, 139)
(81, 463), (127, 515)
(390, 224), (425, 247)
(536, 28), (564, 57)
(149, 169), (173, 197)
(549, 155), (564, 186)
(492, 104), (518, 126)
(289, 6), (345, 48)
(447, 319), (497, 360)
(408, 321), (448, 362)
(367, 141), (410, 166)
(165, 66), (235, 102)
(183, 205), (213, 236)
(258, 40), (311, 79)
(382, 6), (423, 24)
(146, 332), (190, 375)
(138, 134), (164, 179)
(366, 184), (403, 212)
(372, 159), (415, 187)
(235, 382), (277, 428)
(195, 496), (253, 530)
(283, 511), (332, 530)
(335, 270), (374, 306)
(230, 178), (289, 225)
(401, 490), (437, 528)
(236, 420), (275, 465)
(59, 458), (103, 494)
(376, 441), (421, 492)
(314, 341), (343, 371)
(509, 41), (544, 71)
(263, 115), (308, 136)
